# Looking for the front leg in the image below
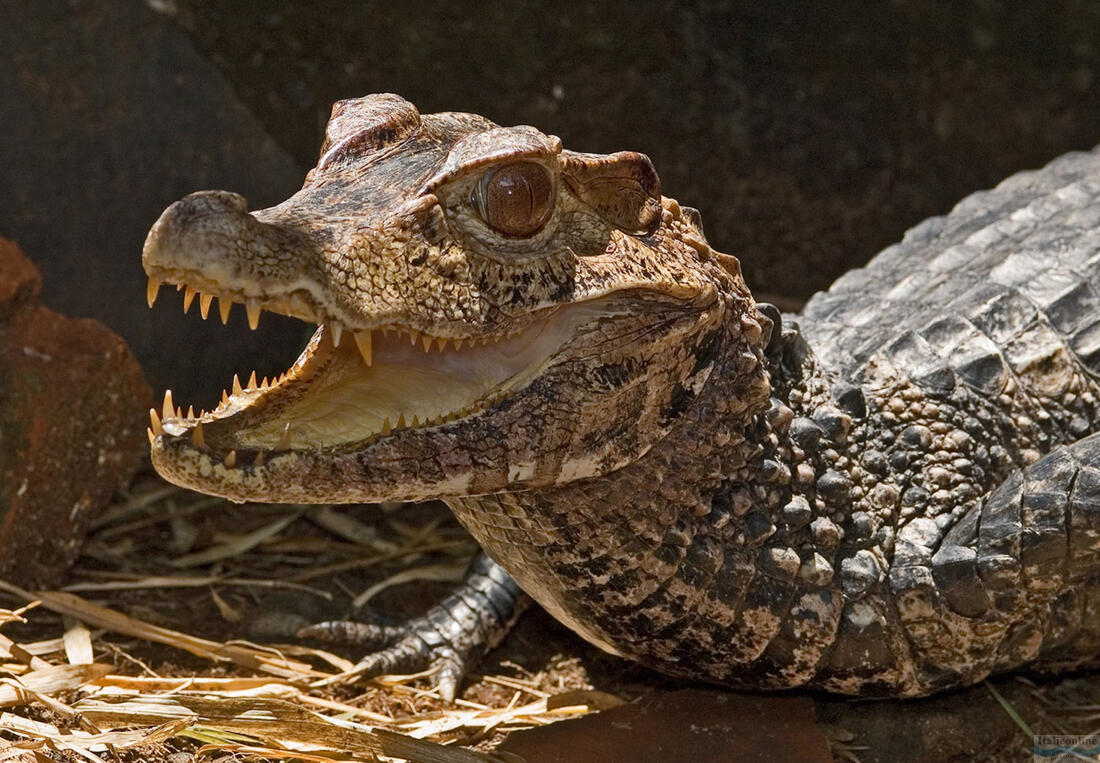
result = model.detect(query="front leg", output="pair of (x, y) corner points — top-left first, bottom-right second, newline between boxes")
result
(885, 431), (1100, 693)
(301, 554), (527, 701)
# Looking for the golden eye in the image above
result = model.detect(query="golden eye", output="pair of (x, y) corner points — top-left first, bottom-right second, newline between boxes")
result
(474, 161), (554, 237)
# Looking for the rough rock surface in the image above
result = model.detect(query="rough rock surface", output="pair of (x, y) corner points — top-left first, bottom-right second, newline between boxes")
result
(0, 238), (151, 587)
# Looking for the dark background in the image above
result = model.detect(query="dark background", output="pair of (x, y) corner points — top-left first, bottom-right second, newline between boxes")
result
(2, 1), (1099, 407)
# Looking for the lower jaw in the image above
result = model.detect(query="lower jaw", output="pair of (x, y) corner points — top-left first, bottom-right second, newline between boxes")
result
(151, 418), (485, 504)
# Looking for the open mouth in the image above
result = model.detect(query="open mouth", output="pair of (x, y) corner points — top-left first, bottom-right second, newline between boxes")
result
(145, 277), (590, 468)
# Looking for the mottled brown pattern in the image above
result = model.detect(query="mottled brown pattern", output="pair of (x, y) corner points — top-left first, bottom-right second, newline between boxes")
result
(143, 95), (1100, 696)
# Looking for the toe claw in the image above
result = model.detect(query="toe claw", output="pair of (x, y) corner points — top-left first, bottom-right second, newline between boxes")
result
(430, 656), (464, 703)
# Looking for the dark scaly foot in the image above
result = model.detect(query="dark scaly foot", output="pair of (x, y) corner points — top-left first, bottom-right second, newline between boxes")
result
(300, 554), (527, 701)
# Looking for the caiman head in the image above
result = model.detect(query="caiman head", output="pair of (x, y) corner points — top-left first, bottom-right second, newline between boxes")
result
(143, 94), (762, 503)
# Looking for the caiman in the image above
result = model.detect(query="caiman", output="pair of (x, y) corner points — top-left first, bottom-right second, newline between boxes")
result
(142, 93), (1100, 700)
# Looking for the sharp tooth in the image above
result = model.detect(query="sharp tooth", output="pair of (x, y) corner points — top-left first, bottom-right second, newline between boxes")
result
(409, 329), (419, 346)
(247, 371), (258, 390)
(183, 286), (198, 313)
(396, 412), (406, 428)
(224, 450), (237, 468)
(411, 414), (420, 427)
(277, 422), (292, 449)
(246, 299), (262, 330)
(261, 376), (269, 389)
(162, 390), (174, 421)
(186, 405), (195, 419)
(176, 283), (184, 291)
(437, 338), (448, 352)
(191, 421), (205, 448)
(354, 331), (373, 365)
(199, 293), (213, 319)
(221, 390), (229, 405)
(380, 417), (392, 436)
(219, 297), (232, 324)
(149, 408), (163, 435)
(232, 374), (243, 395)
(254, 450), (265, 466)
(422, 334), (433, 352)
(454, 338), (464, 351)
(147, 428), (154, 444)
(146, 278), (161, 308)
(330, 322), (343, 346)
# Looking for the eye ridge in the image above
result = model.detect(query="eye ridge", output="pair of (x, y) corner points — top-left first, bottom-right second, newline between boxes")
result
(474, 161), (554, 238)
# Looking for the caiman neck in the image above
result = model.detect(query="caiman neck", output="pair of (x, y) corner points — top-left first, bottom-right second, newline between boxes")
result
(446, 297), (789, 658)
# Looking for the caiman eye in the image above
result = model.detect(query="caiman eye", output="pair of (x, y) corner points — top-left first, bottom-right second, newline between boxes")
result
(473, 161), (554, 237)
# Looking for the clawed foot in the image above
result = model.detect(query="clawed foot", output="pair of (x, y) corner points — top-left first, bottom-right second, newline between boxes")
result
(300, 554), (526, 701)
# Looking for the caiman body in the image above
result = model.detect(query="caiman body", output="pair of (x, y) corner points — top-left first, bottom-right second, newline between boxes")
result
(143, 94), (1100, 698)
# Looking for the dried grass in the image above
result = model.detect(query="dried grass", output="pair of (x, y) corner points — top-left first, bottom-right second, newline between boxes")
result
(0, 472), (613, 761)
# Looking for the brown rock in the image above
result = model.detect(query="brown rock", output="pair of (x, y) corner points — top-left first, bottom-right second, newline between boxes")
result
(0, 237), (151, 587)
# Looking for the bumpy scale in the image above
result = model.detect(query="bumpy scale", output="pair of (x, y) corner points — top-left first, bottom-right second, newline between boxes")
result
(143, 93), (1100, 699)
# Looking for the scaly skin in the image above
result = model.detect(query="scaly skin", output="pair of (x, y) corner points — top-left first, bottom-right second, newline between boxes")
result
(143, 94), (1100, 697)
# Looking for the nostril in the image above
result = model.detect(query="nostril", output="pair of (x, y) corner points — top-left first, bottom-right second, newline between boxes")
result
(174, 190), (250, 220)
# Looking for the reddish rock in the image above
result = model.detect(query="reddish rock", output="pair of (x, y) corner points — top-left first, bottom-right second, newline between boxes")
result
(0, 237), (151, 587)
